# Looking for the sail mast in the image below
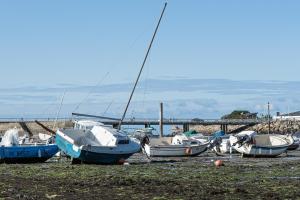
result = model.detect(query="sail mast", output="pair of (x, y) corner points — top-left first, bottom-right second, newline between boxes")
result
(268, 102), (271, 134)
(118, 2), (168, 130)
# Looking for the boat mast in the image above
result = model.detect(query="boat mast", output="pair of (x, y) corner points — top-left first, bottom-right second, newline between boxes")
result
(268, 102), (271, 134)
(53, 92), (66, 130)
(118, 2), (168, 130)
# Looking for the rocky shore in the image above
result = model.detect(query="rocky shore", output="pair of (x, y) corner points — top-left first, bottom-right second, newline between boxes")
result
(253, 120), (300, 134)
(0, 120), (73, 135)
(1, 119), (300, 136)
(189, 120), (300, 135)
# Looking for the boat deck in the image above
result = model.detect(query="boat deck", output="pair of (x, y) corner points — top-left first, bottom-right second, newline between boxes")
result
(60, 129), (100, 146)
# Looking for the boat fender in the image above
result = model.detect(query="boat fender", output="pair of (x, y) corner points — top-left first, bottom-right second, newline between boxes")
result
(140, 136), (150, 148)
(250, 138), (256, 145)
(118, 158), (126, 165)
(185, 147), (192, 155)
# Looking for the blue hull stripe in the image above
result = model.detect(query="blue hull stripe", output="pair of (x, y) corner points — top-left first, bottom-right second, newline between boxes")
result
(0, 145), (59, 163)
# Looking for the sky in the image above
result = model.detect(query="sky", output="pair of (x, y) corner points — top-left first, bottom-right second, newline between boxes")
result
(0, 1), (299, 119)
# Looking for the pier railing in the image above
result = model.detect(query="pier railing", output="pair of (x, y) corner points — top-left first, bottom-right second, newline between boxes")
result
(0, 117), (266, 125)
(0, 117), (71, 123)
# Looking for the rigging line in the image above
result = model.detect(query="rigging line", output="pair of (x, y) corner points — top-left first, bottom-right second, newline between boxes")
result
(40, 98), (61, 117)
(102, 100), (114, 116)
(142, 52), (151, 117)
(73, 71), (110, 112)
(53, 91), (66, 130)
(72, 10), (153, 116)
(110, 23), (150, 70)
(131, 49), (152, 119)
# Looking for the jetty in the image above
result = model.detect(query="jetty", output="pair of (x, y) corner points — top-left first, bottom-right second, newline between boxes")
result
(0, 117), (264, 134)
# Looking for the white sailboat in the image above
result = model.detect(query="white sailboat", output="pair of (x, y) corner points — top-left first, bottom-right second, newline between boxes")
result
(56, 125), (140, 164)
(56, 3), (168, 164)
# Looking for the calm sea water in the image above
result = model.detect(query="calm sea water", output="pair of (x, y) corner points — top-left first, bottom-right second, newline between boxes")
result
(122, 125), (175, 136)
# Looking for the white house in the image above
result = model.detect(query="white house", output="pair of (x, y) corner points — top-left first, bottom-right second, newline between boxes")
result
(273, 111), (300, 121)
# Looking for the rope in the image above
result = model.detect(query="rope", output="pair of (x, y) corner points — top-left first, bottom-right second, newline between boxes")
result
(73, 72), (110, 112)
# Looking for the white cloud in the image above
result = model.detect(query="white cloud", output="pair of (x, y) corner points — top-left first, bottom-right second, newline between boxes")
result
(0, 78), (300, 119)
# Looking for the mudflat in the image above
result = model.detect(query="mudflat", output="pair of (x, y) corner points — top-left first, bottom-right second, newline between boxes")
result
(1, 151), (300, 200)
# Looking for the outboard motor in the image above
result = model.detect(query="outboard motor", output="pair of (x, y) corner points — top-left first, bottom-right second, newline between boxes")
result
(140, 135), (150, 149)
(208, 137), (222, 150)
(233, 135), (252, 147)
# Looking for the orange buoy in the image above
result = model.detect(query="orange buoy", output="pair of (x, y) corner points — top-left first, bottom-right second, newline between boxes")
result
(118, 158), (126, 165)
(214, 160), (224, 167)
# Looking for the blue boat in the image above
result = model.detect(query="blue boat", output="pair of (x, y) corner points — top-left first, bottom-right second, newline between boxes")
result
(56, 124), (140, 164)
(0, 128), (59, 164)
(0, 144), (59, 164)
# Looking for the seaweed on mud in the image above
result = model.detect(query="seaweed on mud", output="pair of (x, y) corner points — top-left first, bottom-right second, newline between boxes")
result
(1, 152), (300, 199)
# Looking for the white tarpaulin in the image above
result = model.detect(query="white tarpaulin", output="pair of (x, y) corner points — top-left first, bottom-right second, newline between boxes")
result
(0, 128), (19, 147)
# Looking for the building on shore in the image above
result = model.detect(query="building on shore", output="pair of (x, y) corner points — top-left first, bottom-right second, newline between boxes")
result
(273, 111), (300, 121)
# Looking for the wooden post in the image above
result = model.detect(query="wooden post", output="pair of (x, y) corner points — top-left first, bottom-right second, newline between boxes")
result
(160, 102), (163, 137)
(183, 123), (189, 132)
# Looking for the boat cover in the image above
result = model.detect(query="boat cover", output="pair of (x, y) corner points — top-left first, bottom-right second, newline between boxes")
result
(183, 130), (198, 137)
(210, 130), (225, 140)
(0, 128), (19, 147)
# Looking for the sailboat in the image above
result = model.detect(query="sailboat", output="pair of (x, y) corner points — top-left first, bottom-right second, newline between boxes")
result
(56, 124), (140, 164)
(56, 3), (168, 164)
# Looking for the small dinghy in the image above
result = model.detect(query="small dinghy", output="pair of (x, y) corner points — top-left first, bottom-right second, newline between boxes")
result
(183, 130), (236, 156)
(38, 133), (52, 142)
(212, 135), (238, 156)
(229, 131), (292, 157)
(141, 134), (209, 157)
(56, 124), (140, 164)
(0, 128), (58, 164)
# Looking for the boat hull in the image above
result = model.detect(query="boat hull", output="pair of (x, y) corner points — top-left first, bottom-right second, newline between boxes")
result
(230, 135), (290, 157)
(144, 144), (207, 157)
(237, 145), (289, 157)
(76, 150), (135, 164)
(0, 144), (59, 164)
(288, 143), (300, 151)
(276, 135), (299, 151)
(213, 138), (237, 155)
(56, 131), (139, 164)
